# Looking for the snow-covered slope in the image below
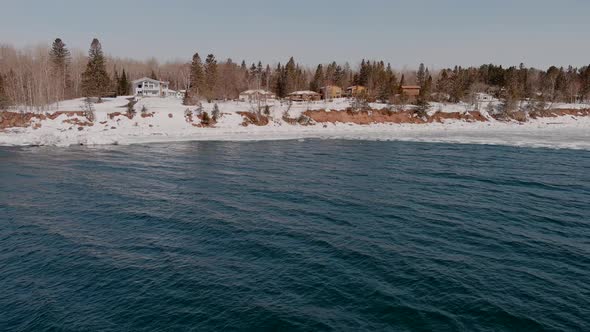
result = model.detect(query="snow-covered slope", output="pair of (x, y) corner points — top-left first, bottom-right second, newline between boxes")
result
(1, 97), (589, 150)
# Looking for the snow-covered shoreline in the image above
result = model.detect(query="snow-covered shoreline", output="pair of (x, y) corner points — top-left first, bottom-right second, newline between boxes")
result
(1, 97), (589, 150)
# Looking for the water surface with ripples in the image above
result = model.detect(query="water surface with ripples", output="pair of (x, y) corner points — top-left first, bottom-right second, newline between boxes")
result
(1, 140), (589, 331)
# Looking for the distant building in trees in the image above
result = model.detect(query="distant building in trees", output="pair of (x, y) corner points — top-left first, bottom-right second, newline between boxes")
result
(238, 89), (276, 102)
(131, 77), (170, 97)
(346, 85), (367, 97)
(287, 90), (321, 102)
(400, 85), (421, 102)
(166, 89), (186, 99)
(475, 92), (495, 102)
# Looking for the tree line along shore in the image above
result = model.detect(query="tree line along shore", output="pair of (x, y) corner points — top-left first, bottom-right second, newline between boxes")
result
(1, 37), (589, 117)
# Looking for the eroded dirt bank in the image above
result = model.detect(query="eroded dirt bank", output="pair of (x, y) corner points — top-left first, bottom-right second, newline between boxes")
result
(303, 108), (488, 124)
(303, 108), (590, 125)
(1, 108), (589, 130)
(0, 111), (87, 130)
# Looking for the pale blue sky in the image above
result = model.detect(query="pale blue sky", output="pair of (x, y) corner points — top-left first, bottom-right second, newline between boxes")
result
(1, 0), (589, 68)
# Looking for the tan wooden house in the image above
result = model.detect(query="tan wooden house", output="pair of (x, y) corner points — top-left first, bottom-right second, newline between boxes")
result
(320, 85), (343, 99)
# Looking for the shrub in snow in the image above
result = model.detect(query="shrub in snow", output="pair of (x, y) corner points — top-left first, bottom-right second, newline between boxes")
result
(126, 99), (137, 116)
(80, 98), (96, 122)
(351, 96), (369, 111)
(263, 105), (270, 116)
(414, 102), (429, 118)
(486, 102), (496, 114)
(212, 103), (220, 121)
(297, 114), (312, 125)
(141, 105), (148, 114)
(195, 102), (204, 115)
(201, 111), (210, 125)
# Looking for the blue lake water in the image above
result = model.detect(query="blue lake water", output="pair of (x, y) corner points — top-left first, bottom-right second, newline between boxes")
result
(1, 140), (589, 331)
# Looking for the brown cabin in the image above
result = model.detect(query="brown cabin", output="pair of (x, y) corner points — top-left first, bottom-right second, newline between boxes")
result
(401, 85), (421, 102)
(288, 90), (321, 102)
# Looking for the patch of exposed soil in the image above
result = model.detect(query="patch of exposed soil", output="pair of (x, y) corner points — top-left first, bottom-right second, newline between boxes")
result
(303, 108), (426, 125)
(0, 110), (95, 130)
(238, 112), (269, 126)
(531, 108), (590, 119)
(46, 111), (86, 120)
(0, 112), (44, 129)
(427, 111), (487, 123)
(194, 113), (217, 128)
(108, 112), (134, 120)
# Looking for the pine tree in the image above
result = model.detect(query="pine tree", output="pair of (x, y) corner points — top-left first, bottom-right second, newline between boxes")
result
(201, 111), (210, 125)
(450, 69), (466, 103)
(49, 38), (72, 101)
(119, 69), (129, 95)
(417, 63), (426, 87)
(249, 63), (258, 88)
(283, 57), (297, 94)
(358, 59), (370, 86)
(149, 70), (157, 80)
(189, 52), (205, 101)
(113, 68), (120, 96)
(274, 63), (285, 98)
(257, 61), (263, 77)
(204, 54), (218, 102)
(418, 75), (432, 105)
(334, 65), (345, 88)
(310, 64), (324, 92)
(377, 64), (397, 103)
(81, 38), (111, 100)
(436, 69), (450, 95)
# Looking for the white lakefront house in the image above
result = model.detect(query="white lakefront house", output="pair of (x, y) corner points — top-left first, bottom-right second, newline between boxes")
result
(132, 77), (184, 98)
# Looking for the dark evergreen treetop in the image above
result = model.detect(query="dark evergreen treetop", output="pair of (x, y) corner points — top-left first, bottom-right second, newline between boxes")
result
(204, 54), (218, 101)
(81, 38), (111, 98)
(189, 52), (205, 97)
(49, 38), (71, 69)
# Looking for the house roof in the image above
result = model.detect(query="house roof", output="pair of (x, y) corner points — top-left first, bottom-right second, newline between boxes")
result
(240, 89), (275, 95)
(289, 90), (320, 95)
(132, 77), (170, 85)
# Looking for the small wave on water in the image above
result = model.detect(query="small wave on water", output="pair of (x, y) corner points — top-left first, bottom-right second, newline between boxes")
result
(1, 140), (589, 331)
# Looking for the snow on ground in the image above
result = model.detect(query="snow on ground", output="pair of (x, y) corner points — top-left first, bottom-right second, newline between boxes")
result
(1, 97), (589, 150)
